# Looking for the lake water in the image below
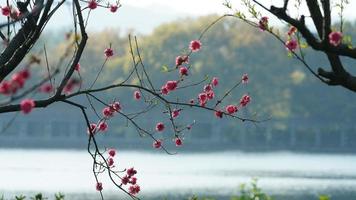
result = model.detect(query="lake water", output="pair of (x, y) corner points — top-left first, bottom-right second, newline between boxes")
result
(0, 149), (356, 200)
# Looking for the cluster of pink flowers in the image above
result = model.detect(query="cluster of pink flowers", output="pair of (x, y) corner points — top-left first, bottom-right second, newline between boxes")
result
(107, 148), (116, 167)
(175, 55), (189, 67)
(121, 167), (140, 195)
(161, 80), (178, 95)
(224, 94), (251, 115)
(1, 5), (20, 20)
(0, 68), (31, 95)
(102, 101), (121, 118)
(87, 0), (120, 13)
(86, 101), (122, 135)
(329, 31), (343, 46)
(285, 26), (298, 52)
(195, 77), (219, 107)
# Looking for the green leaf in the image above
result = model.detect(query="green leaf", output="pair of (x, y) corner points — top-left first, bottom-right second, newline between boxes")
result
(319, 195), (330, 200)
(15, 195), (26, 200)
(161, 65), (169, 72)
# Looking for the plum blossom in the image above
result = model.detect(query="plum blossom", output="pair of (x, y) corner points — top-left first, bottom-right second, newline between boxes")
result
(179, 66), (188, 76)
(153, 140), (162, 149)
(20, 99), (35, 114)
(96, 182), (103, 191)
(155, 122), (165, 132)
(259, 16), (268, 31)
(108, 148), (116, 157)
(212, 77), (218, 87)
(225, 105), (238, 114)
(88, 0), (98, 9)
(329, 31), (343, 46)
(285, 39), (298, 51)
(189, 40), (202, 52)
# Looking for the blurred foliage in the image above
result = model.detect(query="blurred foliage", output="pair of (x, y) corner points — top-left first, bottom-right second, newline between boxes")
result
(0, 193), (64, 200)
(30, 15), (356, 136)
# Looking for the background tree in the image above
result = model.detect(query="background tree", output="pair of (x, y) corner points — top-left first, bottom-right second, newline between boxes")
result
(225, 0), (356, 92)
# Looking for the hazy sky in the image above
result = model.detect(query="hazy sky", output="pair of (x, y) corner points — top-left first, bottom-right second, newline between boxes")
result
(45, 0), (356, 34)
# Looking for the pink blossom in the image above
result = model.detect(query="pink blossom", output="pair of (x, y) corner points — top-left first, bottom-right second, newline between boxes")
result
(153, 140), (162, 149)
(161, 86), (169, 95)
(240, 94), (251, 107)
(329, 31), (343, 46)
(198, 92), (208, 104)
(172, 109), (180, 118)
(128, 184), (140, 195)
(165, 81), (178, 91)
(88, 0), (98, 9)
(20, 69), (30, 80)
(122, 175), (130, 185)
(155, 122), (165, 132)
(63, 79), (80, 94)
(111, 101), (121, 112)
(107, 157), (114, 167)
(108, 148), (116, 157)
(102, 107), (114, 118)
(206, 91), (214, 100)
(98, 122), (108, 132)
(96, 182), (103, 191)
(129, 177), (137, 185)
(288, 26), (297, 36)
(212, 77), (218, 87)
(87, 123), (97, 135)
(20, 99), (35, 114)
(39, 83), (53, 93)
(179, 66), (188, 76)
(285, 39), (298, 51)
(11, 73), (25, 89)
(104, 48), (114, 58)
(134, 90), (141, 100)
(0, 80), (11, 95)
(215, 110), (223, 118)
(127, 167), (137, 177)
(225, 105), (238, 114)
(203, 84), (212, 92)
(242, 73), (248, 84)
(110, 4), (118, 13)
(1, 6), (11, 16)
(259, 16), (268, 31)
(175, 137), (183, 146)
(75, 63), (80, 71)
(189, 40), (202, 52)
(175, 55), (189, 67)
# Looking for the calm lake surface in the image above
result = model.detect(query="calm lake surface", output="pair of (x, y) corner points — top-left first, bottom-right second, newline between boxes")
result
(0, 149), (356, 200)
